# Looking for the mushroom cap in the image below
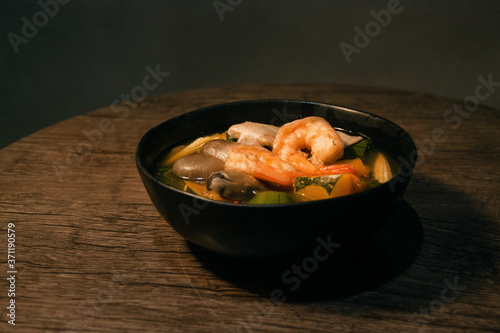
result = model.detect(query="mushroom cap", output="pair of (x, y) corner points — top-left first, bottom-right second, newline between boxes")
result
(206, 170), (267, 201)
(199, 139), (237, 161)
(172, 154), (225, 180)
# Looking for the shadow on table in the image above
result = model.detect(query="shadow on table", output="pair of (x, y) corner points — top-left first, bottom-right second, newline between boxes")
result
(187, 199), (424, 302)
(185, 175), (500, 304)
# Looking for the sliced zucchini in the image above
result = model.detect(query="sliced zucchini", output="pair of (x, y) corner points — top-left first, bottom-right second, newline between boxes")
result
(294, 185), (330, 202)
(329, 174), (366, 198)
(294, 175), (342, 195)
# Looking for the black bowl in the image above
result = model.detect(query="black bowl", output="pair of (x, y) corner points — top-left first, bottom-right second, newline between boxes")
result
(136, 100), (417, 258)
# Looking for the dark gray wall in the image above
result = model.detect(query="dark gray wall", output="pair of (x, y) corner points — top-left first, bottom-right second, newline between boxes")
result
(1, 0), (499, 149)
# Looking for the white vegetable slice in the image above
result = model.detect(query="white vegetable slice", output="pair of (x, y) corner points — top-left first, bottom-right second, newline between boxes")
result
(337, 131), (363, 147)
(228, 122), (279, 147)
(162, 133), (225, 166)
(373, 152), (392, 183)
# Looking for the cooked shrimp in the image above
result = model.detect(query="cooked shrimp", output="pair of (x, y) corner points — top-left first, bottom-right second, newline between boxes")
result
(272, 117), (344, 173)
(227, 122), (280, 147)
(226, 145), (357, 186)
(225, 145), (300, 186)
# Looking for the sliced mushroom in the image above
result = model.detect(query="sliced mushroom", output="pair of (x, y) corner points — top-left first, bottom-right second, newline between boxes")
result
(228, 122), (279, 147)
(206, 170), (267, 201)
(172, 154), (225, 180)
(337, 131), (363, 147)
(199, 139), (238, 161)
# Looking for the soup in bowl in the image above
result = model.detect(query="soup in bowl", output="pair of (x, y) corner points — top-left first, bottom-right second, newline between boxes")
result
(136, 100), (417, 258)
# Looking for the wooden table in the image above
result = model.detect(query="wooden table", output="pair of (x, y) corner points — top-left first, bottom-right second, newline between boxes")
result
(1, 84), (499, 332)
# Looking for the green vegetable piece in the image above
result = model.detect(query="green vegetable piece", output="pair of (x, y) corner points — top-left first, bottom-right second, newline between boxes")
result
(155, 167), (186, 190)
(343, 134), (373, 159)
(362, 172), (382, 190)
(185, 186), (197, 194)
(248, 191), (294, 205)
(294, 175), (342, 195)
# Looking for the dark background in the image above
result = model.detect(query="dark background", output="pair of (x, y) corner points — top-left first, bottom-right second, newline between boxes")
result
(1, 0), (499, 149)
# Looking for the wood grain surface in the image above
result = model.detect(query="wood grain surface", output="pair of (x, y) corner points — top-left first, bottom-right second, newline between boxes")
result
(0, 84), (499, 332)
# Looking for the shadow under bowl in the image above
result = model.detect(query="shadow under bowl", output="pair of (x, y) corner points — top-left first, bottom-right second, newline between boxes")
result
(136, 100), (417, 258)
